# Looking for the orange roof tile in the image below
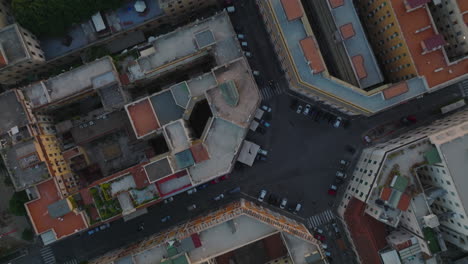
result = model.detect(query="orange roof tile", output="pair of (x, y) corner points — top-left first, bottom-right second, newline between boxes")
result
(397, 193), (411, 211)
(127, 98), (160, 138)
(383, 82), (409, 100)
(351, 55), (367, 80)
(190, 143), (210, 163)
(26, 179), (87, 239)
(463, 13), (468, 25)
(340, 23), (355, 40)
(329, 0), (344, 9)
(280, 0), (303, 21)
(380, 187), (392, 201)
(457, 0), (468, 13)
(391, 0), (468, 88)
(299, 37), (326, 74)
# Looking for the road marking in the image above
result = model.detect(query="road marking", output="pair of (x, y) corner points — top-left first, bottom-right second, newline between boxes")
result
(307, 209), (335, 228)
(40, 246), (56, 264)
(260, 84), (286, 100)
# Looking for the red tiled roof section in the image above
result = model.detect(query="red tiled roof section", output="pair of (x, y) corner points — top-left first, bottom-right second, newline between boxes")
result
(397, 193), (411, 211)
(26, 179), (87, 239)
(126, 98), (160, 138)
(352, 55), (367, 80)
(344, 198), (388, 264)
(119, 73), (130, 85)
(340, 23), (355, 40)
(391, 0), (468, 88)
(405, 0), (430, 9)
(88, 162), (149, 189)
(329, 0), (344, 9)
(421, 34), (446, 52)
(383, 82), (409, 100)
(80, 188), (94, 205)
(0, 52), (7, 68)
(380, 187), (392, 201)
(280, 0), (303, 21)
(458, 0), (468, 13)
(299, 37), (326, 74)
(190, 143), (210, 163)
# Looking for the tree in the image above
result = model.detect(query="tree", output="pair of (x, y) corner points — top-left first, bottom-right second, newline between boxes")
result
(12, 0), (124, 37)
(21, 228), (34, 241)
(8, 191), (28, 216)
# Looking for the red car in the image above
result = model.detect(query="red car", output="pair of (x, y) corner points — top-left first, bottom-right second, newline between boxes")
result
(211, 178), (220, 185)
(328, 185), (338, 196)
(220, 174), (230, 181)
(314, 234), (326, 242)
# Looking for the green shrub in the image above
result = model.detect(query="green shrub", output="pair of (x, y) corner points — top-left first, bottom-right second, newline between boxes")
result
(9, 191), (28, 216)
(21, 228), (34, 241)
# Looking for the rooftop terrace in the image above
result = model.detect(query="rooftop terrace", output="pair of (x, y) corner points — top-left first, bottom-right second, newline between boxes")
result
(26, 179), (87, 241)
(267, 0), (428, 115)
(0, 24), (28, 66)
(22, 57), (120, 109)
(0, 90), (30, 135)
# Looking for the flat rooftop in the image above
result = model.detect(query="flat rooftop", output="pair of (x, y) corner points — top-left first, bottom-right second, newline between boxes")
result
(390, 0), (468, 89)
(0, 24), (28, 65)
(207, 58), (260, 128)
(188, 118), (244, 184)
(267, 0), (428, 115)
(3, 139), (50, 190)
(26, 179), (87, 240)
(0, 90), (29, 135)
(126, 98), (160, 138)
(327, 0), (384, 88)
(22, 56), (119, 109)
(129, 12), (242, 81)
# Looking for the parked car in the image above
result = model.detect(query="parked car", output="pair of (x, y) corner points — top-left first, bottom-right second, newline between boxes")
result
(220, 174), (230, 181)
(197, 183), (209, 190)
(261, 105), (272, 112)
(294, 203), (302, 214)
(211, 178), (220, 184)
(325, 251), (332, 257)
(187, 204), (197, 211)
(164, 197), (174, 204)
(339, 159), (349, 166)
(256, 126), (266, 135)
(256, 155), (267, 161)
(226, 6), (235, 13)
(303, 104), (311, 115)
(336, 171), (347, 178)
(187, 188), (197, 195)
(161, 216), (171, 223)
(333, 117), (342, 128)
(258, 149), (268, 156)
(241, 41), (248, 47)
(258, 190), (267, 202)
(260, 119), (271, 128)
(314, 227), (324, 234)
(296, 105), (303, 114)
(328, 185), (338, 196)
(237, 34), (245, 39)
(244, 51), (252, 58)
(363, 135), (372, 144)
(228, 186), (241, 194)
(314, 233), (325, 242)
(99, 223), (110, 230)
(321, 243), (328, 250)
(252, 70), (260, 76)
(214, 194), (225, 201)
(279, 198), (288, 209)
(332, 223), (340, 234)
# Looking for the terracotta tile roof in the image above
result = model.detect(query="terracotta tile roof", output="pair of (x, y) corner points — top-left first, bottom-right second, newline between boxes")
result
(383, 82), (409, 100)
(351, 55), (367, 80)
(329, 0), (344, 9)
(126, 98), (160, 138)
(299, 37), (326, 74)
(26, 179), (87, 239)
(390, 0), (468, 88)
(397, 193), (411, 211)
(421, 34), (446, 52)
(119, 73), (130, 85)
(458, 0), (468, 13)
(380, 187), (392, 201)
(190, 143), (210, 163)
(280, 0), (303, 21)
(344, 198), (388, 264)
(0, 52), (7, 68)
(405, 0), (430, 9)
(80, 188), (94, 205)
(340, 23), (355, 40)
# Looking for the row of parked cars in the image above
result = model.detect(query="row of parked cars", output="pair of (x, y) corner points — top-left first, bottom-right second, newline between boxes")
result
(258, 190), (302, 214)
(328, 160), (349, 196)
(295, 102), (343, 128)
(313, 222), (341, 260)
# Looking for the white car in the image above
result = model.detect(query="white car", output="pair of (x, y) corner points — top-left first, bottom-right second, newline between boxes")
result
(241, 41), (248, 47)
(164, 197), (174, 204)
(226, 6), (235, 13)
(258, 149), (268, 156)
(237, 34), (245, 39)
(296, 105), (303, 114)
(214, 194), (225, 201)
(333, 117), (342, 128)
(261, 105), (272, 112)
(279, 198), (288, 209)
(258, 190), (267, 202)
(303, 104), (311, 115)
(336, 171), (347, 178)
(244, 51), (252, 58)
(187, 188), (197, 195)
(187, 204), (197, 211)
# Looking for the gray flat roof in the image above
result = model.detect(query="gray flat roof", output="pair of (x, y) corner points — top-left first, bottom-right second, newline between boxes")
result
(144, 158), (173, 183)
(150, 90), (185, 126)
(328, 0), (384, 88)
(269, 0), (428, 114)
(0, 24), (28, 65)
(164, 121), (190, 153)
(439, 134), (468, 213)
(0, 90), (29, 135)
(22, 57), (117, 108)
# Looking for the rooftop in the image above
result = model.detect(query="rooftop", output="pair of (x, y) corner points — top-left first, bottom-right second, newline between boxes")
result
(0, 24), (28, 66)
(144, 157), (174, 183)
(22, 56), (120, 109)
(267, 0), (428, 115)
(26, 179), (87, 240)
(0, 89), (30, 135)
(390, 0), (468, 89)
(126, 98), (160, 138)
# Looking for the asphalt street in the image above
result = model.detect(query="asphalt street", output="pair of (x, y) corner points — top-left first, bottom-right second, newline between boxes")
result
(10, 0), (468, 264)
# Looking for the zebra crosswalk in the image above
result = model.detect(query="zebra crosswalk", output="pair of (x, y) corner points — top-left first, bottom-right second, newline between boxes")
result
(260, 84), (286, 100)
(40, 246), (56, 264)
(307, 209), (335, 229)
(64, 259), (78, 264)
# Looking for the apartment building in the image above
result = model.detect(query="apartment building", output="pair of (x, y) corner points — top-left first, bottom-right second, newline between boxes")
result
(337, 107), (468, 262)
(0, 23), (46, 85)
